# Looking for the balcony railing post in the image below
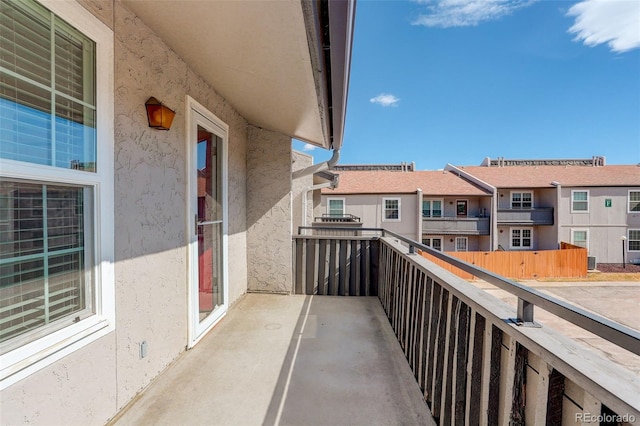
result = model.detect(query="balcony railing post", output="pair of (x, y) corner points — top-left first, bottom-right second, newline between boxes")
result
(516, 298), (539, 327)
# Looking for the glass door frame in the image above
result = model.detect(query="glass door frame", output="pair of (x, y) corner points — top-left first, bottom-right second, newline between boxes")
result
(186, 96), (229, 348)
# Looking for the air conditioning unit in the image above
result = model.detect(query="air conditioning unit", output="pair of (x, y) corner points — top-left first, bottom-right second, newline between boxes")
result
(587, 256), (596, 270)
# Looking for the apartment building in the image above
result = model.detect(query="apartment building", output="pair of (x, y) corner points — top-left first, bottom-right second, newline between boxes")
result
(319, 166), (492, 251)
(320, 158), (640, 264)
(449, 157), (640, 264)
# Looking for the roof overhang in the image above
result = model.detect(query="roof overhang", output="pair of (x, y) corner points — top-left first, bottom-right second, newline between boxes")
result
(122, 0), (355, 150)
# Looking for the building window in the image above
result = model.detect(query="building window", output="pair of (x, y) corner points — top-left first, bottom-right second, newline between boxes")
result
(571, 190), (589, 212)
(422, 199), (442, 218)
(455, 237), (468, 252)
(0, 0), (114, 387)
(629, 230), (640, 252)
(327, 198), (345, 216)
(571, 229), (589, 250)
(456, 200), (468, 216)
(511, 192), (533, 209)
(511, 228), (532, 249)
(383, 198), (400, 221)
(629, 191), (640, 213)
(0, 0), (97, 171)
(422, 237), (442, 251)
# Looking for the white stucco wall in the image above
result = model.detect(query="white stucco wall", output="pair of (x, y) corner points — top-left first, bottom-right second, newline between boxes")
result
(1, 2), (251, 424)
(246, 127), (293, 293)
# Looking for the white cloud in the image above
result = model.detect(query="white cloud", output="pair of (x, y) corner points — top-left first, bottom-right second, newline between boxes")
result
(370, 93), (400, 107)
(412, 0), (535, 28)
(302, 143), (316, 152)
(567, 0), (640, 53)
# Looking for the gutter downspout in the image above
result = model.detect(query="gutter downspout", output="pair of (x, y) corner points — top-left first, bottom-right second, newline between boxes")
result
(416, 188), (423, 243)
(302, 181), (335, 227)
(292, 149), (340, 180)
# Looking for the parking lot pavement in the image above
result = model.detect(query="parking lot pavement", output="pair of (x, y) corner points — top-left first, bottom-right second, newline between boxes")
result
(469, 280), (640, 375)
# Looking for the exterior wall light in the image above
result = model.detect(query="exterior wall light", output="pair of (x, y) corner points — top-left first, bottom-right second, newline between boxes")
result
(145, 97), (175, 130)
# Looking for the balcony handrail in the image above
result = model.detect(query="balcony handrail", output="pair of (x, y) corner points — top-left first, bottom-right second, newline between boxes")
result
(296, 226), (640, 356)
(497, 207), (554, 211)
(314, 214), (362, 222)
(422, 216), (490, 220)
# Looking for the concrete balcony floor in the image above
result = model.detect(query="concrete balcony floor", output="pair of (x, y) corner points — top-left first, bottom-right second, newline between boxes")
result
(112, 294), (435, 426)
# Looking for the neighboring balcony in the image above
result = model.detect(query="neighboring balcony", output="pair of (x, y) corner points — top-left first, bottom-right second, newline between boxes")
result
(311, 214), (363, 235)
(497, 207), (554, 226)
(422, 216), (490, 235)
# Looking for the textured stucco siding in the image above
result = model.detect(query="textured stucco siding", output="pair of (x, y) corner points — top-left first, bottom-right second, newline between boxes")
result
(1, 2), (250, 424)
(247, 127), (293, 293)
(292, 151), (314, 232)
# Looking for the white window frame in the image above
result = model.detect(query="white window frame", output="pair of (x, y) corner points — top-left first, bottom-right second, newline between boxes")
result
(327, 197), (345, 216)
(0, 0), (114, 390)
(628, 190), (640, 213)
(629, 229), (640, 252)
(571, 190), (590, 213)
(422, 198), (443, 218)
(382, 197), (401, 222)
(570, 228), (589, 251)
(510, 191), (533, 209)
(455, 237), (468, 252)
(510, 227), (533, 250)
(422, 237), (442, 251)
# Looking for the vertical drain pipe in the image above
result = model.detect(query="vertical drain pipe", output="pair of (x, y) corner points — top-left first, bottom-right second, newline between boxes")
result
(294, 149), (341, 228)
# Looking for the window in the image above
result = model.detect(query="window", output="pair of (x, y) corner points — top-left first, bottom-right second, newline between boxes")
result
(571, 229), (589, 250)
(455, 237), (468, 252)
(327, 198), (345, 216)
(629, 230), (640, 252)
(422, 237), (442, 251)
(629, 191), (640, 213)
(571, 190), (589, 212)
(0, 0), (113, 388)
(383, 198), (400, 221)
(456, 200), (468, 216)
(422, 199), (442, 218)
(511, 228), (533, 249)
(1, 0), (97, 170)
(511, 192), (533, 209)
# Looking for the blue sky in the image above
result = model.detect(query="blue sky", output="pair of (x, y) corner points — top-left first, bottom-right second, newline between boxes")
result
(294, 0), (640, 170)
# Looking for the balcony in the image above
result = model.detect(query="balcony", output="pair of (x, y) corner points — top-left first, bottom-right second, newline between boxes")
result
(497, 208), (554, 226)
(423, 216), (490, 235)
(113, 227), (639, 425)
(311, 214), (363, 236)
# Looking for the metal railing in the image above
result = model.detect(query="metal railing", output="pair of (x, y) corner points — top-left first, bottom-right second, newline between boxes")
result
(293, 226), (640, 424)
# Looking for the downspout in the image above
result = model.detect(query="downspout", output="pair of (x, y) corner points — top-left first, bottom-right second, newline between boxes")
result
(302, 181), (334, 227)
(294, 149), (341, 230)
(292, 149), (340, 180)
(416, 188), (423, 243)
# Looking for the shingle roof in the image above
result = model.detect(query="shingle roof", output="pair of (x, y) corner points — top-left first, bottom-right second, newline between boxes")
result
(455, 165), (640, 188)
(321, 170), (492, 196)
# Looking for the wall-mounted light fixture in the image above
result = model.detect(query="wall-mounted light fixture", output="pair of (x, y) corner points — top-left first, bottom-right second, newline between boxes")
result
(145, 97), (175, 130)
